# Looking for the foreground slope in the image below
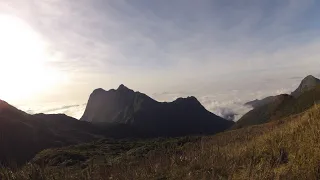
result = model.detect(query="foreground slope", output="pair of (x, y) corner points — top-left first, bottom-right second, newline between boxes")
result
(4, 104), (320, 179)
(81, 85), (234, 137)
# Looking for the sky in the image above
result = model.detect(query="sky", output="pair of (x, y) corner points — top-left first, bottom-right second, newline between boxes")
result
(0, 0), (320, 120)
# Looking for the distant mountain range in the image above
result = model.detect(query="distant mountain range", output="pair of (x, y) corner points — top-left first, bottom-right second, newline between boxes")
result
(3, 75), (319, 167)
(2, 75), (320, 178)
(81, 84), (234, 137)
(233, 75), (320, 129)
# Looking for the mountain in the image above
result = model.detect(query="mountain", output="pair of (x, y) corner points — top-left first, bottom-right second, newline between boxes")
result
(80, 85), (234, 137)
(0, 100), (103, 166)
(244, 75), (320, 108)
(233, 75), (320, 129)
(291, 75), (320, 98)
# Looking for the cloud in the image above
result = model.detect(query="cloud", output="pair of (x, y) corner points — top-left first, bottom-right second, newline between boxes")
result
(24, 103), (87, 119)
(2, 0), (320, 120)
(3, 0), (320, 81)
(215, 108), (238, 121)
(41, 104), (81, 113)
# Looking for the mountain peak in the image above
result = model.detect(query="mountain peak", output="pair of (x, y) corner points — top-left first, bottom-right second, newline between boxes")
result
(117, 84), (130, 91)
(291, 75), (320, 98)
(302, 75), (319, 83)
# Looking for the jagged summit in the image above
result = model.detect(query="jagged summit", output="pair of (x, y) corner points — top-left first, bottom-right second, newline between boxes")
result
(292, 75), (320, 97)
(117, 84), (127, 90)
(92, 85), (134, 95)
(117, 84), (134, 93)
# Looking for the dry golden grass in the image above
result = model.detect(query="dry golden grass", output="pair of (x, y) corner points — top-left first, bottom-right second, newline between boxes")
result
(2, 105), (320, 180)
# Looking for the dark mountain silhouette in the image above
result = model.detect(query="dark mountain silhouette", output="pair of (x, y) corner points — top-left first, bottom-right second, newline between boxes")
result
(0, 101), (103, 166)
(291, 75), (320, 98)
(234, 75), (320, 129)
(81, 85), (234, 137)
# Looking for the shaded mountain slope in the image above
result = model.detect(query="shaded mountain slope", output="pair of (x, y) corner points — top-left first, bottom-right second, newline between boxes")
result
(34, 113), (104, 142)
(0, 100), (58, 166)
(81, 85), (234, 137)
(0, 101), (103, 166)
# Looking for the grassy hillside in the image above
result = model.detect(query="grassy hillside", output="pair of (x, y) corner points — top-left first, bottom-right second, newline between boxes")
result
(2, 105), (320, 179)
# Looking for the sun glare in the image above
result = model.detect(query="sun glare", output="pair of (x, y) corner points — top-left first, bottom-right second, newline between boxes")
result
(0, 15), (60, 102)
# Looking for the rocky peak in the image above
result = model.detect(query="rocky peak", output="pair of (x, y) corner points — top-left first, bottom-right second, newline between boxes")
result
(301, 75), (320, 84)
(292, 75), (320, 98)
(117, 84), (134, 93)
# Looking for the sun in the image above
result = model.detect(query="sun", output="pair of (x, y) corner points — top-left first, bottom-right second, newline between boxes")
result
(0, 15), (60, 102)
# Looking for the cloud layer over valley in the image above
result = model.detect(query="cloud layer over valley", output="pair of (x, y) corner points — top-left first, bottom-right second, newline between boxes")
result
(18, 74), (315, 121)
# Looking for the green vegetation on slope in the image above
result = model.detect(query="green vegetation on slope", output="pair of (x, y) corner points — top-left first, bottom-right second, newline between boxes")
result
(2, 105), (320, 179)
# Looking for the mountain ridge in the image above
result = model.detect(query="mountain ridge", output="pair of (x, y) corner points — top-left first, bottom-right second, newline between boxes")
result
(81, 85), (234, 137)
(0, 102), (105, 166)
